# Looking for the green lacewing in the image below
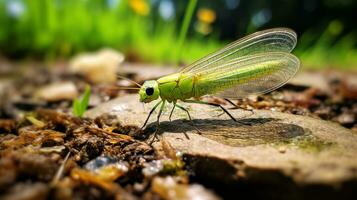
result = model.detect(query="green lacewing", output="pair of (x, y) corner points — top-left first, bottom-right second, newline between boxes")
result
(132, 28), (299, 140)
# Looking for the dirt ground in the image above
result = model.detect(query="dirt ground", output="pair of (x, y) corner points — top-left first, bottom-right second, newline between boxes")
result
(0, 62), (356, 200)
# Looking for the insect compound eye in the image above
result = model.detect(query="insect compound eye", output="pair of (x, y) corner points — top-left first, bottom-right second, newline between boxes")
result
(145, 87), (154, 96)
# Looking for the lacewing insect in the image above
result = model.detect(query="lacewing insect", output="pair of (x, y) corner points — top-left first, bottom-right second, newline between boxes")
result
(128, 28), (300, 141)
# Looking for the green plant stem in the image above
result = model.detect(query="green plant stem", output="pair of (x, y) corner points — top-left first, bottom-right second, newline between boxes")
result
(176, 0), (198, 64)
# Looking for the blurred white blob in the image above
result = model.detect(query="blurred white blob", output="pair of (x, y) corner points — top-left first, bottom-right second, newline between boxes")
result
(252, 8), (272, 28)
(6, 0), (25, 18)
(70, 48), (124, 83)
(159, 0), (175, 20)
(107, 0), (121, 8)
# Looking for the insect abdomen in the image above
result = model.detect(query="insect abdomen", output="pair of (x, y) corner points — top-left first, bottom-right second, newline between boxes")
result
(194, 61), (280, 97)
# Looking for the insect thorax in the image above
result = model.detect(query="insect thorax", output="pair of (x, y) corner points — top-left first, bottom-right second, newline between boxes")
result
(157, 73), (195, 102)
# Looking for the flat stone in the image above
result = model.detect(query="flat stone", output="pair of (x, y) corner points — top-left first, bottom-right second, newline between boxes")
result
(34, 82), (78, 102)
(86, 94), (357, 197)
(70, 48), (124, 83)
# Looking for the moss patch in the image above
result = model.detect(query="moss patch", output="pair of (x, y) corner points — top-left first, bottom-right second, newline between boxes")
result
(273, 130), (336, 153)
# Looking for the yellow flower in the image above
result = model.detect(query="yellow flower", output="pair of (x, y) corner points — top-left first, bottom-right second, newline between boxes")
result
(129, 0), (150, 16)
(197, 8), (216, 24)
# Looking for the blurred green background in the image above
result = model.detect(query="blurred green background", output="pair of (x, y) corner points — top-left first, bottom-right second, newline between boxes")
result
(0, 0), (356, 69)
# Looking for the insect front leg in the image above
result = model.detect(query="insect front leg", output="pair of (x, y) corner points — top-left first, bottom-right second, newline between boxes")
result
(150, 100), (166, 144)
(141, 100), (162, 129)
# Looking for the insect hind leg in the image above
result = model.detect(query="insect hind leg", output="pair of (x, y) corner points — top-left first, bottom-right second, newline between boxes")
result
(224, 98), (254, 115)
(175, 104), (202, 137)
(183, 99), (248, 126)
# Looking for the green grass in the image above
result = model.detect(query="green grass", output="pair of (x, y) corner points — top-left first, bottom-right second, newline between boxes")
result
(0, 0), (219, 64)
(72, 85), (91, 118)
(294, 20), (357, 70)
(176, 0), (198, 64)
(0, 1), (356, 69)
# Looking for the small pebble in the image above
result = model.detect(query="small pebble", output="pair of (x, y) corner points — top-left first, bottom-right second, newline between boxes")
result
(142, 160), (163, 177)
(278, 146), (287, 153)
(84, 156), (117, 171)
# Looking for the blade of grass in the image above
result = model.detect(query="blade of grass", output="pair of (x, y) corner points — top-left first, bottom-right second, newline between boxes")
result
(72, 99), (81, 117)
(176, 0), (198, 64)
(80, 85), (91, 114)
(72, 85), (91, 118)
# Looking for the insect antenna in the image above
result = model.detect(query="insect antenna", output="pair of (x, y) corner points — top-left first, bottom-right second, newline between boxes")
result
(105, 85), (141, 91)
(115, 87), (140, 90)
(117, 74), (142, 87)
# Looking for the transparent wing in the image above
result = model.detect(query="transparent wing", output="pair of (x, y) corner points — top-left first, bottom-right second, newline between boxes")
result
(181, 28), (297, 74)
(193, 52), (300, 99)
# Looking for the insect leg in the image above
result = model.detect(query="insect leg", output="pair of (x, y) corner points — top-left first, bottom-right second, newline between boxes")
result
(176, 104), (201, 136)
(150, 100), (166, 144)
(224, 98), (254, 114)
(169, 102), (176, 122)
(214, 99), (238, 117)
(224, 98), (238, 108)
(141, 100), (162, 129)
(183, 99), (242, 123)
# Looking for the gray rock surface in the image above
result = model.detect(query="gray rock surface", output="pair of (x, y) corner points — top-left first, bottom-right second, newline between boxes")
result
(86, 94), (357, 197)
(86, 95), (357, 183)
